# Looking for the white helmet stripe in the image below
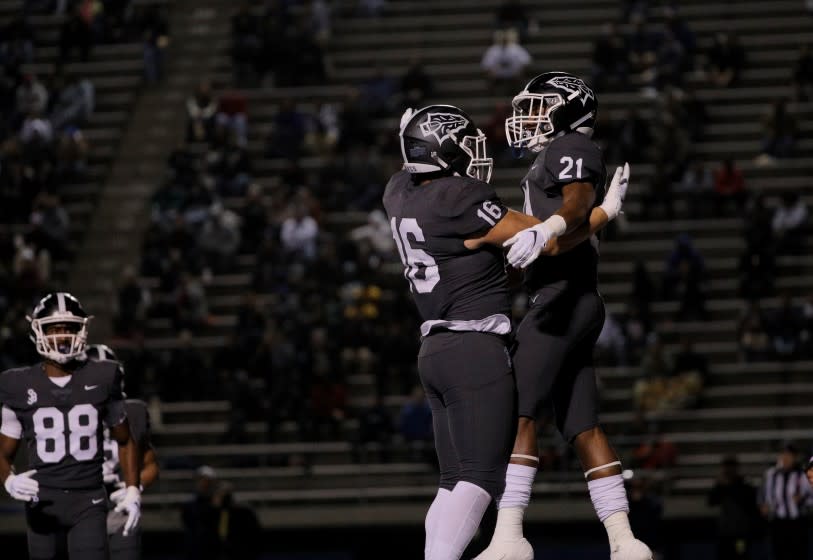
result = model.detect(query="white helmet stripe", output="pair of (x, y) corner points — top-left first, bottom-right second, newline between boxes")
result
(57, 292), (66, 313)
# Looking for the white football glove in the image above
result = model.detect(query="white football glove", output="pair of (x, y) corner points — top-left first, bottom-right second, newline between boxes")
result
(504, 215), (566, 269)
(599, 162), (630, 221)
(113, 486), (141, 536)
(102, 459), (120, 486)
(4, 469), (39, 502)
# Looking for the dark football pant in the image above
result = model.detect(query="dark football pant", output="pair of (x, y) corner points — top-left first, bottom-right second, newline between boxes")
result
(108, 508), (141, 560)
(26, 486), (109, 560)
(513, 288), (605, 442)
(418, 331), (516, 499)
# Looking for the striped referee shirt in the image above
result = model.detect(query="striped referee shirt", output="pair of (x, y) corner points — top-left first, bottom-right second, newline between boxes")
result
(762, 466), (812, 520)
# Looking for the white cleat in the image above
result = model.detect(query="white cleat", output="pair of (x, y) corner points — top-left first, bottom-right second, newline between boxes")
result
(610, 539), (653, 560)
(473, 538), (534, 560)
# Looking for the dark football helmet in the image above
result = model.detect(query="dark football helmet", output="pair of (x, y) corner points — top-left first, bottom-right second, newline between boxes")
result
(27, 292), (91, 364)
(505, 71), (598, 152)
(399, 104), (493, 182)
(85, 343), (118, 362)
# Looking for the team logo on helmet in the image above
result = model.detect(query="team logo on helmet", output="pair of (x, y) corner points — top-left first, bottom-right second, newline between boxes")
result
(546, 76), (595, 106)
(419, 112), (470, 144)
(27, 389), (37, 405)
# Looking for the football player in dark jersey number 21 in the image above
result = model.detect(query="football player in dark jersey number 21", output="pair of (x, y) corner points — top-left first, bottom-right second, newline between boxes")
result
(0, 293), (142, 560)
(86, 343), (160, 560)
(474, 73), (652, 560)
(384, 105), (629, 560)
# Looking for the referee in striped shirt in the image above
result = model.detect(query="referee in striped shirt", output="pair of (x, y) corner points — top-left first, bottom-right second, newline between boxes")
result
(760, 443), (812, 560)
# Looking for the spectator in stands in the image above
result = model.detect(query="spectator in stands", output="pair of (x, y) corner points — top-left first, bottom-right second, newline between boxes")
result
(595, 311), (627, 367)
(307, 0), (332, 45)
(186, 81), (218, 144)
(15, 73), (49, 119)
(495, 0), (530, 38)
(623, 301), (652, 366)
(738, 234), (776, 300)
(677, 159), (713, 218)
(59, 4), (93, 63)
(139, 4), (170, 84)
(231, 2), (262, 87)
(1, 15), (35, 67)
(670, 338), (707, 407)
(172, 272), (210, 332)
(355, 392), (394, 463)
(679, 85), (707, 141)
(114, 265), (151, 338)
(215, 90), (248, 147)
(632, 434), (678, 470)
(12, 236), (49, 304)
(737, 303), (772, 362)
(650, 29), (685, 92)
(399, 385), (433, 461)
(480, 28), (531, 95)
(706, 32), (745, 88)
(662, 233), (706, 320)
(626, 14), (658, 85)
(55, 125), (89, 179)
(199, 204), (242, 275)
(756, 100), (798, 164)
(307, 364), (347, 441)
(617, 108), (651, 164)
(634, 333), (672, 411)
(400, 58), (434, 110)
(29, 192), (70, 262)
(356, 0), (386, 17)
(349, 209), (394, 258)
(760, 443), (812, 560)
(50, 74), (94, 131)
(708, 455), (761, 560)
(772, 191), (809, 255)
(663, 6), (696, 73)
(792, 43), (813, 102)
(212, 481), (261, 560)
(280, 203), (319, 262)
(765, 294), (805, 360)
(265, 98), (307, 160)
(713, 159), (746, 217)
(181, 466), (220, 560)
(591, 23), (628, 92)
(305, 101), (341, 155)
(361, 65), (398, 118)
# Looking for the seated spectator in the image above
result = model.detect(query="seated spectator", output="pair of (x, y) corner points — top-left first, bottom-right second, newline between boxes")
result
(706, 32), (745, 88)
(172, 273), (210, 332)
(481, 29), (531, 95)
(632, 435), (678, 470)
(199, 204), (242, 274)
(622, 301), (652, 365)
(596, 311), (628, 366)
(792, 43), (813, 102)
(676, 160), (713, 218)
(114, 265), (151, 338)
(399, 385), (433, 460)
(670, 338), (707, 407)
(663, 7), (696, 73)
(304, 101), (340, 155)
(757, 100), (797, 163)
(765, 294), (805, 360)
(651, 29), (685, 92)
(139, 4), (170, 83)
(307, 365), (347, 441)
(265, 98), (307, 160)
(496, 0), (530, 37)
(215, 90), (248, 147)
(713, 159), (746, 216)
(591, 22), (628, 92)
(662, 233), (706, 321)
(15, 74), (49, 119)
(59, 4), (93, 63)
(50, 74), (94, 131)
(209, 133), (251, 197)
(355, 393), (394, 463)
(29, 193), (70, 262)
(307, 0), (332, 45)
(400, 58), (434, 110)
(186, 81), (218, 143)
(55, 125), (89, 179)
(626, 15), (658, 84)
(771, 192), (809, 255)
(280, 204), (319, 261)
(231, 2), (262, 87)
(737, 303), (772, 362)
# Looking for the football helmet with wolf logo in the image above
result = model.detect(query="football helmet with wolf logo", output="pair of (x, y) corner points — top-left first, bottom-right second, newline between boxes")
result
(27, 292), (91, 364)
(505, 71), (597, 152)
(399, 104), (493, 183)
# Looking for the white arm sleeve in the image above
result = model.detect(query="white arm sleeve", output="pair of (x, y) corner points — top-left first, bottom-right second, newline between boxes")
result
(0, 405), (22, 439)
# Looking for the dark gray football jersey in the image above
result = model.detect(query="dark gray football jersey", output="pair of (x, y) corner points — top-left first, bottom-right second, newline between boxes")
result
(520, 132), (607, 293)
(0, 360), (127, 490)
(383, 171), (510, 334)
(102, 399), (151, 490)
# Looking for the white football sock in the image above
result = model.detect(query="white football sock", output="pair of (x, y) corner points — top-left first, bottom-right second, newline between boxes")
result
(492, 463), (537, 541)
(429, 481), (492, 560)
(425, 488), (451, 559)
(603, 511), (635, 549)
(587, 473), (633, 547)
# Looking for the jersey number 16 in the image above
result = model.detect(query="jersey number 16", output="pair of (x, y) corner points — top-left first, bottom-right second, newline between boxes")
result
(390, 217), (440, 294)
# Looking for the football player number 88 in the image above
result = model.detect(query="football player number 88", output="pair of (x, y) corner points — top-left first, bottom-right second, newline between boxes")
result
(390, 217), (440, 294)
(32, 405), (98, 463)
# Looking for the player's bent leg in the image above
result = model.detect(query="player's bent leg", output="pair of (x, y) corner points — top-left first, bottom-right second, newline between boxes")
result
(109, 522), (142, 560)
(67, 488), (110, 560)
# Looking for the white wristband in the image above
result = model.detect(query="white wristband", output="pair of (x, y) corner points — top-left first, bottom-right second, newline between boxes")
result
(543, 214), (567, 237)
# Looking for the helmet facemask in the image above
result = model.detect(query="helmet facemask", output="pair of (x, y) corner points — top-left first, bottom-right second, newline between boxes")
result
(28, 315), (90, 364)
(459, 130), (493, 183)
(505, 93), (563, 153)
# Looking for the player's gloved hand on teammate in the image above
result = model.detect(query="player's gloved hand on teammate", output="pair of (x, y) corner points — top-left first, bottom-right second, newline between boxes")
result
(4, 469), (39, 502)
(504, 214), (567, 269)
(599, 162), (630, 221)
(102, 459), (120, 486)
(113, 485), (141, 536)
